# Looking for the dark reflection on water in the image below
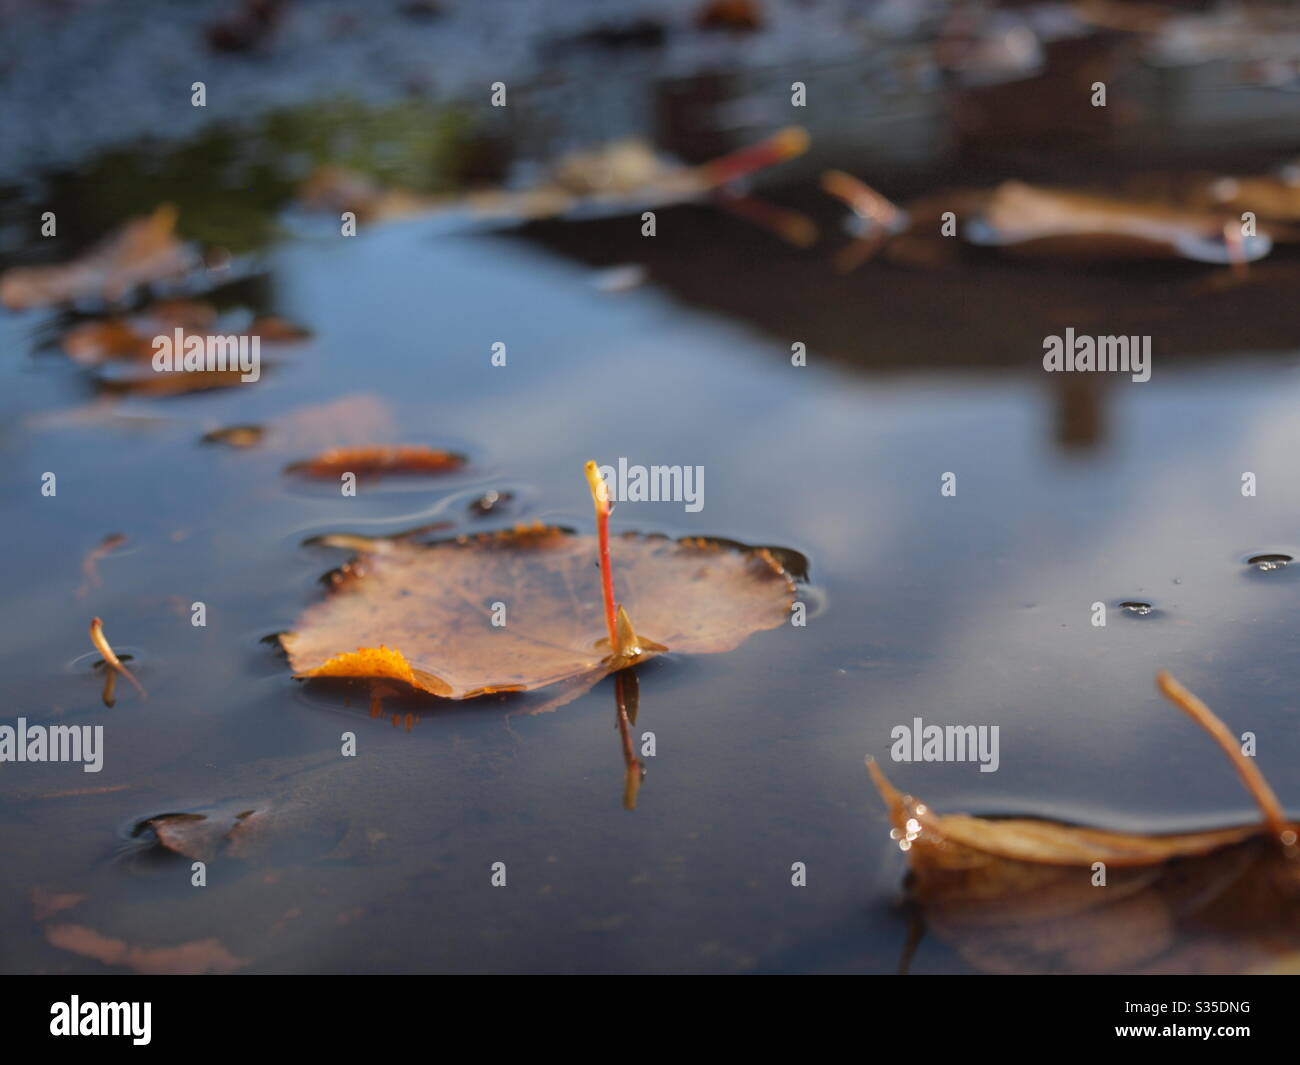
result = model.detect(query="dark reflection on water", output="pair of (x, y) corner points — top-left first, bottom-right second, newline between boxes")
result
(3, 46), (1300, 974)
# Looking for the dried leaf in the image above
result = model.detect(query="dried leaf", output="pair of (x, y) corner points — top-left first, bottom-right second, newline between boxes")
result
(967, 181), (1273, 263)
(141, 811), (247, 862)
(95, 367), (257, 397)
(282, 523), (795, 699)
(136, 800), (342, 865)
(201, 424), (265, 448)
(868, 672), (1300, 974)
(63, 303), (305, 368)
(696, 0), (763, 31)
(62, 319), (151, 364)
(286, 445), (466, 479)
(314, 128), (809, 227)
(88, 616), (146, 701)
(1189, 170), (1300, 235)
(1, 206), (195, 310)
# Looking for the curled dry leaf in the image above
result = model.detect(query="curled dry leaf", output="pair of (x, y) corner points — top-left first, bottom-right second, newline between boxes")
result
(286, 445), (466, 479)
(1189, 169), (1300, 235)
(88, 617), (146, 701)
(0, 205), (196, 310)
(827, 174), (1281, 268)
(137, 800), (345, 865)
(281, 523), (795, 699)
(141, 810), (255, 863)
(966, 181), (1274, 264)
(869, 672), (1300, 974)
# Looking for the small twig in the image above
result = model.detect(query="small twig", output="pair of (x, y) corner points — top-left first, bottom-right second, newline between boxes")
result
(584, 461), (620, 654)
(88, 617), (146, 700)
(1222, 220), (1248, 282)
(1155, 671), (1293, 849)
(698, 127), (809, 189)
(712, 191), (818, 247)
(615, 670), (642, 811)
(834, 232), (889, 274)
(821, 169), (903, 232)
(101, 667), (117, 708)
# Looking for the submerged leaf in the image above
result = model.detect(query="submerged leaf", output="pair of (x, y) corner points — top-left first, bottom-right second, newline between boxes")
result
(44, 923), (244, 975)
(30, 887), (88, 922)
(281, 523), (795, 699)
(1, 205), (195, 309)
(868, 673), (1300, 974)
(140, 810), (259, 862)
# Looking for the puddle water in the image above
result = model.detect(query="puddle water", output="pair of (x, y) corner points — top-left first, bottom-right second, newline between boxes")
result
(3, 24), (1300, 975)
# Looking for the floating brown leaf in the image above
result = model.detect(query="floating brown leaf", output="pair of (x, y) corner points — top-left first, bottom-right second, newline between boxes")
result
(286, 445), (466, 479)
(696, 0), (763, 31)
(1188, 170), (1300, 237)
(62, 302), (304, 367)
(966, 181), (1273, 264)
(869, 672), (1300, 974)
(136, 798), (345, 866)
(828, 175), (1280, 268)
(282, 523), (795, 699)
(142, 810), (254, 862)
(201, 424), (265, 448)
(1, 205), (195, 310)
(309, 129), (808, 227)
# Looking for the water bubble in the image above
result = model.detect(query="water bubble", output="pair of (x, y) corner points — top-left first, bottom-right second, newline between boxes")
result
(469, 489), (513, 517)
(1247, 553), (1292, 571)
(1119, 601), (1154, 616)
